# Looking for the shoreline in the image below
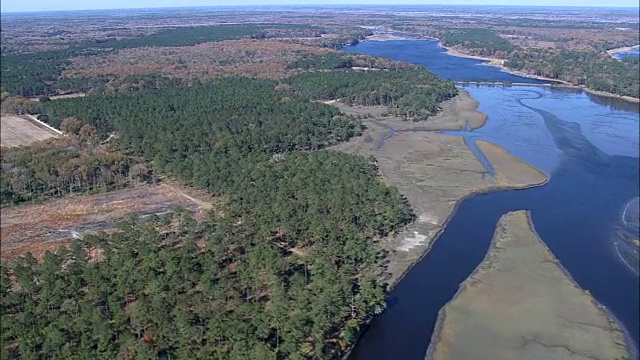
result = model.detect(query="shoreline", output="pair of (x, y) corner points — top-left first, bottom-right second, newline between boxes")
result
(341, 91), (549, 359)
(354, 36), (640, 103)
(438, 41), (570, 85)
(607, 44), (640, 57)
(439, 42), (640, 104)
(426, 211), (635, 360)
(342, 182), (549, 360)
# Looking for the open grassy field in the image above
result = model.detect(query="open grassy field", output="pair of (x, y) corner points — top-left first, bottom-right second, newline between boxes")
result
(0, 183), (215, 261)
(1, 115), (60, 148)
(426, 211), (629, 360)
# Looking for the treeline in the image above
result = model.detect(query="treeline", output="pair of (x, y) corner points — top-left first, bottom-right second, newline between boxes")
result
(506, 49), (640, 98)
(440, 28), (517, 57)
(283, 68), (458, 120)
(286, 52), (410, 71)
(95, 24), (324, 50)
(1, 149), (413, 360)
(284, 27), (373, 49)
(1, 49), (83, 97)
(0, 133), (153, 206)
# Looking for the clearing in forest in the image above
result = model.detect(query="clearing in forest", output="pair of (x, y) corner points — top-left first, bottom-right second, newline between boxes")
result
(1, 115), (60, 148)
(0, 183), (214, 261)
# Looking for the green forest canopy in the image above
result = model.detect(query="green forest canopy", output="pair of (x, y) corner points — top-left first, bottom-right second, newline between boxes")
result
(1, 150), (413, 359)
(284, 68), (458, 121)
(505, 49), (640, 98)
(1, 59), (459, 357)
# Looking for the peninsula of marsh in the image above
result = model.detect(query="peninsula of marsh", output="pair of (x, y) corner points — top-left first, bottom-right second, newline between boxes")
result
(427, 211), (631, 360)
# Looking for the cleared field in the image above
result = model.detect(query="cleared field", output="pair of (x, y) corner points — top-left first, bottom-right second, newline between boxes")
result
(0, 183), (214, 261)
(427, 211), (629, 360)
(1, 115), (60, 147)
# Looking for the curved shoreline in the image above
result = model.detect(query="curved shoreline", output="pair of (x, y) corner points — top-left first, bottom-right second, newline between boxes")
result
(340, 89), (549, 359)
(426, 211), (634, 360)
(439, 42), (640, 104)
(342, 40), (637, 359)
(361, 36), (639, 104)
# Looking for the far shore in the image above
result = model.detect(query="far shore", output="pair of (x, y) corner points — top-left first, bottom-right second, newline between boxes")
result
(439, 42), (640, 104)
(606, 44), (640, 57)
(438, 41), (571, 85)
(356, 35), (639, 104)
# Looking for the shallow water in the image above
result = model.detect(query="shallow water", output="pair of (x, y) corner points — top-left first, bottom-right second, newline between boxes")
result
(345, 40), (640, 359)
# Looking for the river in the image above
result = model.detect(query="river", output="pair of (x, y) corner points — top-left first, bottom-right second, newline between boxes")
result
(342, 40), (640, 359)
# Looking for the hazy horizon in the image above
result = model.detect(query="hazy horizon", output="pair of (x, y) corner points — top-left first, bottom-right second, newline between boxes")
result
(1, 1), (639, 14)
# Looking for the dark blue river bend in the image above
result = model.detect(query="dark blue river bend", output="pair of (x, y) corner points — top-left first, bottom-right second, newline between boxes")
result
(343, 40), (640, 360)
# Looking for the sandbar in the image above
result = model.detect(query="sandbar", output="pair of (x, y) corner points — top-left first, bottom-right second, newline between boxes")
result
(426, 211), (630, 360)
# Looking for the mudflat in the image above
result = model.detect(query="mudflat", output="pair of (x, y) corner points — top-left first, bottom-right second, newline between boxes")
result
(427, 211), (629, 360)
(329, 91), (548, 287)
(476, 140), (548, 187)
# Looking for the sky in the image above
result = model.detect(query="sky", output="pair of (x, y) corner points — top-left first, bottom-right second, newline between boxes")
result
(1, 0), (638, 13)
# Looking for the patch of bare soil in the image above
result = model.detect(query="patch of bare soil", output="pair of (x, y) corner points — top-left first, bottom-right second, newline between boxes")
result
(0, 183), (215, 261)
(1, 115), (60, 148)
(426, 211), (629, 360)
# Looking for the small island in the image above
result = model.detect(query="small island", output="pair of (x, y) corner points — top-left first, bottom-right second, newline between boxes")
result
(427, 211), (630, 360)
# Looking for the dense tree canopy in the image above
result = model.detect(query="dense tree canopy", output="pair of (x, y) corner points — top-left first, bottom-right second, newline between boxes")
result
(1, 150), (413, 359)
(440, 28), (517, 57)
(1, 47), (458, 357)
(0, 24), (324, 97)
(505, 49), (640, 98)
(284, 68), (458, 121)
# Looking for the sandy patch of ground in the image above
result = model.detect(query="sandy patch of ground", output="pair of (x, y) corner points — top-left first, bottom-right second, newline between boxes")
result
(1, 115), (60, 148)
(427, 211), (629, 360)
(0, 183), (215, 261)
(330, 96), (548, 287)
(476, 140), (548, 187)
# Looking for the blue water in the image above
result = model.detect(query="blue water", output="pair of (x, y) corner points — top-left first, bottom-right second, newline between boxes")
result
(615, 47), (640, 60)
(346, 40), (640, 359)
(343, 40), (549, 84)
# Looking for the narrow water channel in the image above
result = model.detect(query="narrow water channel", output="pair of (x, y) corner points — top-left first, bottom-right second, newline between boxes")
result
(344, 40), (640, 359)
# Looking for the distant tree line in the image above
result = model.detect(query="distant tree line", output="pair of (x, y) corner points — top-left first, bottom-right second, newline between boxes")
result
(440, 28), (518, 57)
(506, 49), (640, 98)
(0, 24), (325, 97)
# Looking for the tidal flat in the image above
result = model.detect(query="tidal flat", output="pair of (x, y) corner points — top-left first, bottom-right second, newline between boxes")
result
(328, 91), (548, 288)
(426, 211), (630, 360)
